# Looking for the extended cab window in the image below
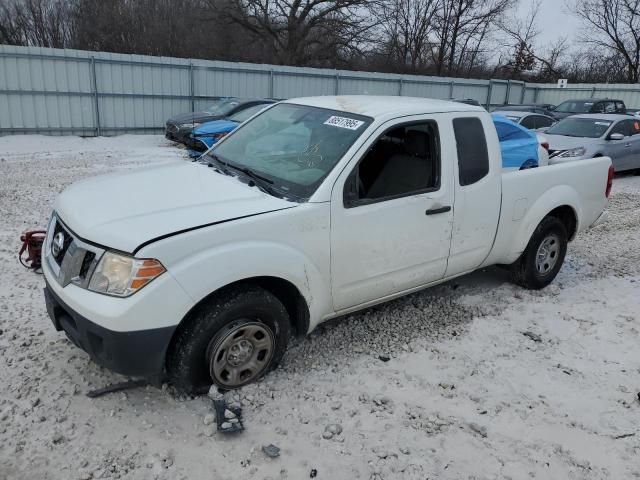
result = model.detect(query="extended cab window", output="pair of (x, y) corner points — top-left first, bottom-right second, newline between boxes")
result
(344, 122), (440, 206)
(453, 117), (489, 186)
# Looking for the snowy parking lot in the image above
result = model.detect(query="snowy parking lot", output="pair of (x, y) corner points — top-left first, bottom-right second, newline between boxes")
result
(1, 135), (639, 480)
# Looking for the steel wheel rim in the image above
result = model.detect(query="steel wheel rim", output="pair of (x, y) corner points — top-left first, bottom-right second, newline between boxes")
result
(535, 234), (560, 275)
(208, 321), (275, 388)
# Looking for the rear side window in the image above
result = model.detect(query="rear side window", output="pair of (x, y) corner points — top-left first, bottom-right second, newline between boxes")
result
(610, 120), (632, 137)
(494, 121), (530, 141)
(453, 117), (489, 186)
(519, 116), (536, 129)
(535, 116), (555, 128)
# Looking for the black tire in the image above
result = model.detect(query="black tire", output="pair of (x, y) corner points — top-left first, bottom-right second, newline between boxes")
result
(166, 284), (290, 393)
(510, 216), (568, 290)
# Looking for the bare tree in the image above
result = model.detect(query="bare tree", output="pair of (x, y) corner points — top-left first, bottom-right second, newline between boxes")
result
(432, 0), (514, 76)
(209, 0), (380, 66)
(498, 0), (569, 79)
(0, 0), (73, 47)
(378, 0), (440, 71)
(571, 0), (640, 83)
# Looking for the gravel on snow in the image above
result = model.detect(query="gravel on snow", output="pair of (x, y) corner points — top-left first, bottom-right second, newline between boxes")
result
(0, 135), (639, 480)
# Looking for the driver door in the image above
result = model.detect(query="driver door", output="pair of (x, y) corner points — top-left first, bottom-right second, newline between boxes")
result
(330, 116), (454, 311)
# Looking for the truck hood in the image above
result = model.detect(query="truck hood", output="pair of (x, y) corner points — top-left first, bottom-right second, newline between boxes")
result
(54, 161), (295, 253)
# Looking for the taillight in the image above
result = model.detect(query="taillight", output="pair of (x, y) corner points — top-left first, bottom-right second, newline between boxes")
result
(541, 142), (549, 151)
(605, 164), (614, 198)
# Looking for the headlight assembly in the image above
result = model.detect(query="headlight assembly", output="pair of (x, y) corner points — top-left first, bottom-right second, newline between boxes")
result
(88, 252), (165, 297)
(557, 147), (586, 158)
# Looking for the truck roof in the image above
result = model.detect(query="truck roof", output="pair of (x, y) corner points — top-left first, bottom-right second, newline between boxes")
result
(283, 95), (484, 120)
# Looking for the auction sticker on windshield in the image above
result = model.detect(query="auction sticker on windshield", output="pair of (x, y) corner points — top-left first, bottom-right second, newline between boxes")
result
(324, 116), (365, 130)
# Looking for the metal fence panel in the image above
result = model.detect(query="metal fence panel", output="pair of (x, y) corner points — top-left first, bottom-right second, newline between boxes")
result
(533, 84), (640, 108)
(2, 44), (640, 136)
(401, 80), (450, 100)
(273, 73), (335, 98)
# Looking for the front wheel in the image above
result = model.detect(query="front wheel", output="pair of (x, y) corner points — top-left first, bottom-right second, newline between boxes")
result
(167, 285), (290, 393)
(510, 216), (568, 290)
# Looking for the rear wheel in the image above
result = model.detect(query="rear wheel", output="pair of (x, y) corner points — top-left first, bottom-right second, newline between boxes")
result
(167, 284), (290, 393)
(510, 216), (568, 290)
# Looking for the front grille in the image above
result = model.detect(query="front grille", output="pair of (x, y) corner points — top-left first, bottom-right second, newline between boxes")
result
(45, 214), (104, 288)
(52, 221), (73, 266)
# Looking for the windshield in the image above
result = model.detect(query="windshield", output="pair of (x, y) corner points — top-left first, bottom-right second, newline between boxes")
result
(546, 118), (612, 138)
(205, 98), (240, 115)
(229, 104), (270, 123)
(554, 100), (593, 113)
(210, 103), (372, 200)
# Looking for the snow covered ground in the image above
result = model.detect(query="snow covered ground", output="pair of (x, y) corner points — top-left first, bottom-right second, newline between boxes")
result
(0, 135), (639, 480)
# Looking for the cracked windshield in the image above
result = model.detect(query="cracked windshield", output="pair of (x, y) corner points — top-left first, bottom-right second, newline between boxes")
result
(209, 103), (372, 199)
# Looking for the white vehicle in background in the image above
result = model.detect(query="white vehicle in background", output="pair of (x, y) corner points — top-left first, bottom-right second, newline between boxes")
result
(43, 96), (612, 392)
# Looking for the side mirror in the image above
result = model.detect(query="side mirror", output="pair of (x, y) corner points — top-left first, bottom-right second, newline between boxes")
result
(609, 132), (625, 141)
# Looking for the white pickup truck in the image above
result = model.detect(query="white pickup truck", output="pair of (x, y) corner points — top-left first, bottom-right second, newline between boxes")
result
(43, 96), (612, 392)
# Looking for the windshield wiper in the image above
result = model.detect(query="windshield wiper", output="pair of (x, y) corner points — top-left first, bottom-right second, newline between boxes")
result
(224, 162), (281, 197)
(206, 152), (281, 197)
(205, 153), (232, 176)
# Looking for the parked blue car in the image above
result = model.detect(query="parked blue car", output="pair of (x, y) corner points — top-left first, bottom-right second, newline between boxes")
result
(187, 102), (274, 156)
(491, 113), (540, 170)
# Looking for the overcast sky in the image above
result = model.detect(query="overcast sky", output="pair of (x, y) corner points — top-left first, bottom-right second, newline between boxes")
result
(516, 0), (582, 48)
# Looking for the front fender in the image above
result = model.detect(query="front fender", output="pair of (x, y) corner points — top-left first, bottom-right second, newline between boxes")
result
(155, 240), (331, 332)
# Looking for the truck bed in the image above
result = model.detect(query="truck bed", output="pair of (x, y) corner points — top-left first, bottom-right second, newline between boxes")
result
(484, 157), (612, 266)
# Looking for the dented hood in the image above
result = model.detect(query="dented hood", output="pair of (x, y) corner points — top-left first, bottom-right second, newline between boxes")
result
(54, 161), (294, 253)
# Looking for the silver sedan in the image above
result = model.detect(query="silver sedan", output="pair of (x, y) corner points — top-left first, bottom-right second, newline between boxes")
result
(542, 114), (640, 172)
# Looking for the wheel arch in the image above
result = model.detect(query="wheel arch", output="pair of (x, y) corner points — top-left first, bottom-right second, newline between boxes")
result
(489, 183), (582, 267)
(166, 276), (310, 362)
(546, 205), (578, 240)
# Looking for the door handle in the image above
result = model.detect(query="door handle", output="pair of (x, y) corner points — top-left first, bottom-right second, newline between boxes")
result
(425, 206), (451, 215)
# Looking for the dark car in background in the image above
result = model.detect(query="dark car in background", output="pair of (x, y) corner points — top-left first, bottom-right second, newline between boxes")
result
(552, 98), (626, 120)
(494, 103), (556, 118)
(186, 102), (274, 153)
(492, 110), (556, 130)
(165, 98), (274, 145)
